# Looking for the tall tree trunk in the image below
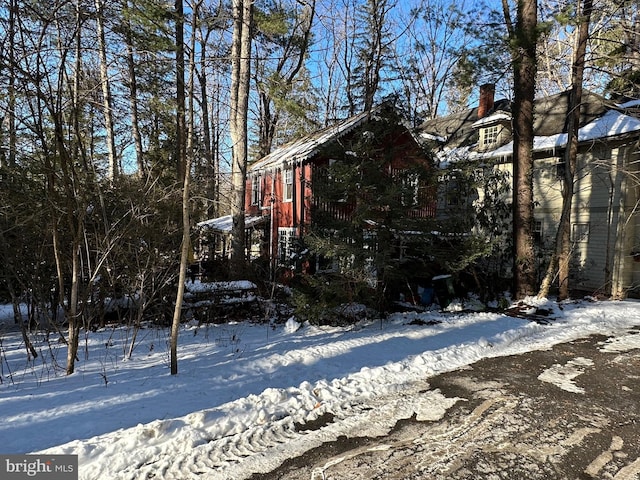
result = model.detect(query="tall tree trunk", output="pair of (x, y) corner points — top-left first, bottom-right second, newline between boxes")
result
(124, 9), (145, 178)
(63, 0), (87, 375)
(504, 0), (538, 299)
(343, 3), (357, 116)
(95, 0), (117, 179)
(169, 132), (191, 375)
(7, 0), (17, 167)
(175, 0), (186, 183)
(257, 91), (277, 159)
(56, 116), (84, 376)
(229, 0), (253, 277)
(170, 0), (191, 375)
(361, 0), (387, 112)
(197, 26), (215, 216)
(211, 73), (222, 218)
(66, 233), (82, 375)
(187, 1), (198, 159)
(538, 0), (593, 300)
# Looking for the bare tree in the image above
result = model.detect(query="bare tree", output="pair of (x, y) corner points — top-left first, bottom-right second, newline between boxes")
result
(59, 0), (91, 375)
(5, 0), (17, 168)
(195, 3), (215, 215)
(393, 0), (474, 120)
(170, 0), (191, 375)
(536, 0), (573, 95)
(538, 0), (593, 300)
(253, 0), (316, 158)
(311, 0), (392, 120)
(95, 0), (118, 179)
(595, 0), (640, 99)
(175, 0), (187, 183)
(122, 6), (146, 178)
(311, 0), (357, 123)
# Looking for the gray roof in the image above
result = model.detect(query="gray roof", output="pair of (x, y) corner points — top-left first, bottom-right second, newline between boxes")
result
(418, 90), (614, 149)
(197, 214), (268, 233)
(249, 107), (391, 173)
(418, 99), (510, 149)
(532, 90), (612, 136)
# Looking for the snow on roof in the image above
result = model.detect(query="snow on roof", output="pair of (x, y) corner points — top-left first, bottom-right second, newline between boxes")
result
(420, 131), (447, 143)
(197, 214), (268, 233)
(579, 109), (640, 140)
(435, 146), (474, 169)
(249, 109), (377, 172)
(471, 111), (511, 128)
(454, 109), (640, 165)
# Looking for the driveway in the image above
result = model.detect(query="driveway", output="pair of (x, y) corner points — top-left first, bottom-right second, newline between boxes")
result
(252, 327), (640, 479)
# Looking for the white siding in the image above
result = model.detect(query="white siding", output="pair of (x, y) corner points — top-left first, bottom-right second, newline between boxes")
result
(531, 145), (640, 297)
(441, 141), (640, 297)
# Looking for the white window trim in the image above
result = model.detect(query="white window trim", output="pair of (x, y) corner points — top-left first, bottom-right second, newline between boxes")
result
(482, 125), (500, 146)
(533, 219), (543, 243)
(251, 175), (261, 206)
(402, 172), (420, 207)
(283, 168), (293, 202)
(278, 227), (297, 266)
(571, 223), (590, 243)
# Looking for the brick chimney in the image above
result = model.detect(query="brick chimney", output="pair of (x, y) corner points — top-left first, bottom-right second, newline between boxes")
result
(477, 83), (495, 119)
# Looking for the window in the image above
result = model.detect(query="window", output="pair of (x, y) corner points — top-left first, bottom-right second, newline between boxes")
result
(595, 146), (612, 160)
(571, 223), (590, 243)
(482, 125), (500, 146)
(278, 227), (297, 266)
(251, 175), (261, 205)
(446, 178), (460, 205)
(533, 220), (543, 243)
(400, 172), (420, 206)
(283, 168), (293, 202)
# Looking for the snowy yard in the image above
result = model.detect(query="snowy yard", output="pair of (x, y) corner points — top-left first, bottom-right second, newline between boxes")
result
(1, 297), (640, 479)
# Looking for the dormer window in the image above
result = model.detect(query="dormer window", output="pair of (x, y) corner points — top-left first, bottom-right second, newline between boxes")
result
(483, 125), (500, 147)
(473, 111), (511, 152)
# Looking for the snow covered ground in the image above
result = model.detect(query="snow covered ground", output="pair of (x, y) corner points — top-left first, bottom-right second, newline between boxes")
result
(1, 297), (640, 479)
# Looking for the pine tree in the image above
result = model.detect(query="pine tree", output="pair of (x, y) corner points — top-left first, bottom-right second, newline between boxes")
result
(252, 0), (317, 159)
(296, 105), (435, 321)
(504, 0), (539, 299)
(594, 0), (640, 100)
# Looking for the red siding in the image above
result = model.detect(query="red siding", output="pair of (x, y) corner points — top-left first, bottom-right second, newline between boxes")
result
(246, 124), (437, 262)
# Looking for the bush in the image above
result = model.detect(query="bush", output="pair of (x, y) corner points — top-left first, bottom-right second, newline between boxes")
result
(291, 273), (377, 326)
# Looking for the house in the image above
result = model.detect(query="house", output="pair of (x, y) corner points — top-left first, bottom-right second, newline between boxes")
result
(198, 102), (436, 280)
(420, 84), (640, 298)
